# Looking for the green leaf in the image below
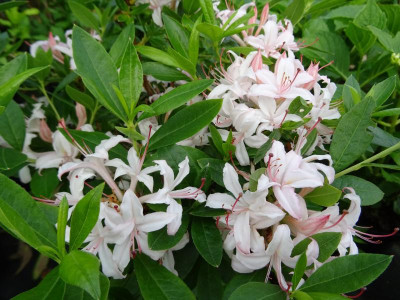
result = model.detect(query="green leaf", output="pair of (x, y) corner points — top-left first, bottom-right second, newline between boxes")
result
(302, 292), (348, 300)
(196, 23), (223, 42)
(0, 66), (48, 108)
(299, 254), (392, 293)
(68, 1), (100, 32)
(12, 266), (66, 300)
(163, 14), (189, 57)
(249, 168), (266, 192)
(120, 40), (142, 116)
(307, 0), (347, 15)
(0, 100), (25, 151)
(72, 26), (127, 121)
(283, 0), (306, 25)
(381, 5), (400, 35)
(196, 262), (223, 300)
(137, 46), (180, 69)
(183, 0), (200, 14)
(288, 96), (312, 117)
(199, 0), (216, 25)
(332, 175), (384, 206)
(368, 26), (400, 53)
(292, 252), (307, 290)
(59, 250), (101, 299)
(304, 184), (342, 207)
(190, 203), (225, 217)
(69, 183), (104, 251)
(222, 270), (265, 300)
(0, 173), (57, 250)
(197, 158), (225, 188)
(301, 128), (317, 156)
(189, 16), (201, 65)
(292, 232), (341, 263)
(372, 108), (400, 117)
(148, 99), (222, 151)
(0, 148), (27, 171)
(0, 1), (26, 12)
(166, 47), (196, 76)
(66, 85), (96, 112)
(110, 24), (135, 68)
(330, 97), (375, 171)
(142, 62), (189, 81)
(148, 213), (189, 250)
(345, 22), (376, 56)
(209, 124), (224, 156)
(191, 217), (222, 267)
(369, 126), (399, 148)
(30, 169), (59, 199)
(229, 282), (286, 300)
(57, 197), (69, 258)
(354, 0), (386, 30)
(139, 79), (213, 121)
(366, 75), (397, 107)
(134, 254), (195, 300)
(342, 75), (361, 112)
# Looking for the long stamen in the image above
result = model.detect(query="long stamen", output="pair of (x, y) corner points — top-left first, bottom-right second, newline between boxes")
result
(306, 117), (322, 138)
(139, 125), (152, 168)
(58, 120), (88, 155)
(229, 151), (250, 180)
(225, 193), (243, 228)
(354, 227), (399, 239)
(323, 210), (348, 229)
(84, 181), (110, 198)
(278, 110), (288, 128)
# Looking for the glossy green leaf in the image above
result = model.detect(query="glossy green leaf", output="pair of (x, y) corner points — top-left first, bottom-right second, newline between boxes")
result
(331, 97), (375, 171)
(301, 128), (317, 156)
(148, 99), (222, 150)
(57, 197), (69, 257)
(68, 1), (100, 32)
(354, 0), (386, 30)
(69, 183), (104, 251)
(142, 62), (188, 81)
(66, 85), (96, 112)
(292, 232), (341, 263)
(72, 26), (127, 121)
(249, 168), (267, 192)
(345, 22), (375, 56)
(183, 0), (200, 14)
(229, 282), (286, 300)
(292, 252), (307, 290)
(372, 108), (400, 117)
(30, 169), (59, 199)
(163, 14), (189, 57)
(209, 124), (224, 156)
(366, 75), (397, 107)
(197, 158), (225, 188)
(222, 270), (265, 300)
(137, 46), (180, 69)
(0, 173), (57, 251)
(139, 79), (213, 121)
(199, 0), (215, 24)
(59, 250), (101, 299)
(148, 213), (189, 251)
(134, 254), (195, 300)
(307, 0), (347, 15)
(283, 0), (306, 25)
(0, 148), (27, 171)
(0, 100), (25, 151)
(381, 5), (400, 35)
(0, 1), (26, 12)
(197, 262), (223, 300)
(120, 40), (142, 116)
(332, 175), (384, 206)
(166, 47), (196, 76)
(110, 24), (135, 68)
(369, 126), (399, 148)
(189, 16), (201, 65)
(304, 184), (342, 207)
(196, 23), (223, 42)
(342, 75), (361, 112)
(288, 96), (312, 117)
(299, 254), (392, 293)
(254, 129), (281, 164)
(368, 26), (400, 53)
(303, 292), (347, 300)
(191, 217), (222, 267)
(190, 203), (225, 217)
(0, 66), (48, 108)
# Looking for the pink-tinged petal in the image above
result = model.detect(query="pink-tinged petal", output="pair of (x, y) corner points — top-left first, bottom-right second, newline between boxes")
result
(273, 186), (307, 220)
(98, 242), (125, 279)
(75, 103), (87, 130)
(223, 163), (243, 198)
(138, 212), (176, 233)
(234, 211), (251, 254)
(69, 168), (95, 199)
(140, 188), (170, 205)
(288, 214), (330, 237)
(154, 160), (175, 189)
(39, 120), (53, 143)
(245, 36), (265, 50)
(252, 202), (285, 229)
(170, 187), (206, 201)
(89, 135), (130, 160)
(206, 193), (236, 210)
(284, 88), (314, 101)
(166, 199), (183, 235)
(172, 157), (190, 188)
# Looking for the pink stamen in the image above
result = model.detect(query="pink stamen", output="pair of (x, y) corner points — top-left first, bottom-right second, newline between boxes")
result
(58, 120), (88, 155)
(139, 125), (152, 167)
(225, 193), (243, 228)
(324, 210), (348, 229)
(255, 3), (269, 36)
(278, 110), (288, 128)
(229, 151), (250, 180)
(306, 117), (322, 138)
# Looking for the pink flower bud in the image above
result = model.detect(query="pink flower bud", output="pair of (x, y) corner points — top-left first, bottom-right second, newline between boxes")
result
(39, 119), (53, 143)
(75, 103), (87, 130)
(302, 61), (320, 90)
(255, 3), (269, 36)
(247, 7), (257, 36)
(251, 49), (263, 72)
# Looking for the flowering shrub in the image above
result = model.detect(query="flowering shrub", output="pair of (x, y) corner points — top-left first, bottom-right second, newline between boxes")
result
(0, 0), (399, 299)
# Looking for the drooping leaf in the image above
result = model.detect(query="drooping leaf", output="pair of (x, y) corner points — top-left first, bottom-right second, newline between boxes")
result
(299, 254), (392, 293)
(148, 99), (222, 150)
(330, 97), (375, 171)
(304, 184), (342, 207)
(69, 183), (104, 251)
(191, 217), (222, 267)
(134, 254), (195, 300)
(59, 250), (101, 299)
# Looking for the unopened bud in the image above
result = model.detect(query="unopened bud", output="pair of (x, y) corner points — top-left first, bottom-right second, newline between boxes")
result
(75, 103), (87, 130)
(39, 119), (53, 143)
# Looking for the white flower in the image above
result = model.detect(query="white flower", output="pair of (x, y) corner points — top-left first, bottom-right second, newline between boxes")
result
(140, 157), (206, 235)
(265, 141), (334, 220)
(161, 233), (190, 275)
